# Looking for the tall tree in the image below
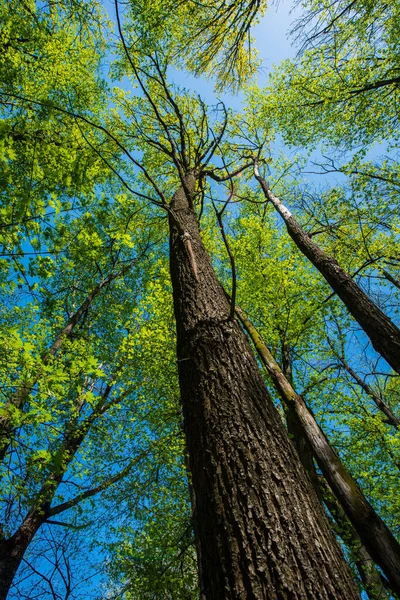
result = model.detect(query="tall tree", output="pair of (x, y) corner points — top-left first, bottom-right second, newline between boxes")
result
(105, 23), (361, 591)
(1, 0), (399, 597)
(247, 0), (400, 372)
(254, 165), (400, 373)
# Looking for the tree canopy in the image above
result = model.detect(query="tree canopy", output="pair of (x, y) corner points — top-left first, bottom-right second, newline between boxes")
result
(0, 0), (399, 598)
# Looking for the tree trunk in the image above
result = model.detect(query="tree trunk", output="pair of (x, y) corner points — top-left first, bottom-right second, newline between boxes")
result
(169, 174), (359, 599)
(280, 344), (392, 599)
(255, 170), (400, 374)
(280, 342), (321, 495)
(0, 510), (45, 600)
(320, 478), (394, 600)
(235, 303), (400, 596)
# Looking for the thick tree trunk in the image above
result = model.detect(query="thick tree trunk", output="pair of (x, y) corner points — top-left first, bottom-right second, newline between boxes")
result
(169, 174), (359, 599)
(255, 171), (400, 374)
(235, 304), (400, 596)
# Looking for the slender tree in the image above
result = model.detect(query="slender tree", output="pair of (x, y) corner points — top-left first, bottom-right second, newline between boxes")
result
(235, 303), (400, 595)
(254, 166), (400, 374)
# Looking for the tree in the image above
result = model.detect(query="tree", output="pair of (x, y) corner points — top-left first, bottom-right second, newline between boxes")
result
(106, 24), (362, 589)
(248, 0), (400, 372)
(1, 0), (399, 598)
(253, 166), (400, 373)
(235, 303), (400, 594)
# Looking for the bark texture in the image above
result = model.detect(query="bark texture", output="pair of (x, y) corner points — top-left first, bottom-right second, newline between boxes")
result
(169, 174), (359, 599)
(255, 173), (400, 374)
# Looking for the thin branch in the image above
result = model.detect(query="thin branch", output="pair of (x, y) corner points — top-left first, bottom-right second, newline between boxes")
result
(47, 446), (153, 517)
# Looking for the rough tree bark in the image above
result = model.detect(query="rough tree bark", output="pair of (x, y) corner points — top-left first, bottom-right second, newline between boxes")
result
(254, 169), (400, 374)
(235, 304), (400, 596)
(169, 173), (359, 599)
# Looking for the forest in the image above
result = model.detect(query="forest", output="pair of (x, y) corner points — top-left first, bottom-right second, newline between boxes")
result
(0, 0), (399, 598)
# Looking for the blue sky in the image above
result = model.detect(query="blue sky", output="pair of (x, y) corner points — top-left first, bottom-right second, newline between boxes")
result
(173, 0), (300, 107)
(9, 3), (392, 598)
(102, 0), (300, 108)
